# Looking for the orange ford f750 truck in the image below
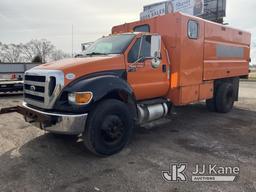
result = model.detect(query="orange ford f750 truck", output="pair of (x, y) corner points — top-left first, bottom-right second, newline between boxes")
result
(0, 13), (251, 156)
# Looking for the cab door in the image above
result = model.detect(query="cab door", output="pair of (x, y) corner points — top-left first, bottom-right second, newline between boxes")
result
(126, 35), (169, 101)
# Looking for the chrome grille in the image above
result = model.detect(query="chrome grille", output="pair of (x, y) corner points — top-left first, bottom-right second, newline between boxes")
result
(24, 69), (64, 109)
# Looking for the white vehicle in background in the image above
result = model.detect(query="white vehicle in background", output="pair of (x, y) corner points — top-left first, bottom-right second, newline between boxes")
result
(0, 63), (40, 93)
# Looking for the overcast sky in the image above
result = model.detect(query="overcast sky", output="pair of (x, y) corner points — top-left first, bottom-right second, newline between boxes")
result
(0, 0), (255, 61)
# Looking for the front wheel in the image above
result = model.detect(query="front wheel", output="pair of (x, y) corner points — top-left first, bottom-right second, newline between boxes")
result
(83, 99), (135, 156)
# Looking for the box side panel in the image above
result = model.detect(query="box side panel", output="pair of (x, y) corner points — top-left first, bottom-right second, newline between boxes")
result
(203, 22), (251, 80)
(180, 85), (199, 105)
(199, 81), (213, 100)
(154, 14), (182, 94)
(111, 13), (251, 106)
(168, 87), (181, 105)
(179, 15), (204, 87)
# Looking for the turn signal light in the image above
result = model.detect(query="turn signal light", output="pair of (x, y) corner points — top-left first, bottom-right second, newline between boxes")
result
(68, 92), (93, 105)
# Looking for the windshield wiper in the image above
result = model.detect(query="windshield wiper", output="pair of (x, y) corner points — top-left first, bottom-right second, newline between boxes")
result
(85, 52), (108, 56)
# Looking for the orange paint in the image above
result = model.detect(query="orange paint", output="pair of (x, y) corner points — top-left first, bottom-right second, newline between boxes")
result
(35, 55), (125, 86)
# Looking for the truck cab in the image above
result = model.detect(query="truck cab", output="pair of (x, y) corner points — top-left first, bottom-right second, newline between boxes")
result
(22, 32), (170, 156)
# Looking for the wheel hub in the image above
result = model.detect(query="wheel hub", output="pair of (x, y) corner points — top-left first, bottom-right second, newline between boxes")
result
(101, 115), (125, 145)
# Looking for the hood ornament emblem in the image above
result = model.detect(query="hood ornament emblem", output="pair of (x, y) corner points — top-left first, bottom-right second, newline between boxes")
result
(30, 85), (36, 91)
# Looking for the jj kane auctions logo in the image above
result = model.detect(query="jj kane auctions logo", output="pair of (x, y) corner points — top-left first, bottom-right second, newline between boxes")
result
(162, 163), (240, 182)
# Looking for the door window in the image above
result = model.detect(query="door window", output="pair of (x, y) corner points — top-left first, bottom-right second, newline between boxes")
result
(188, 20), (199, 39)
(140, 36), (151, 58)
(128, 36), (152, 63)
(128, 38), (141, 63)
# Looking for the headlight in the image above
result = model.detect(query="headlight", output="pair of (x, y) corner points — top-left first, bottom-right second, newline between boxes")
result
(68, 92), (93, 105)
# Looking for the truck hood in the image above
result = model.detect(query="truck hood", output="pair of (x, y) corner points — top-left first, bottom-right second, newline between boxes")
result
(35, 55), (125, 85)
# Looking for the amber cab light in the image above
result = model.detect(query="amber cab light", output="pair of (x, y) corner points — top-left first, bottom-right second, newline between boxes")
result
(68, 92), (93, 105)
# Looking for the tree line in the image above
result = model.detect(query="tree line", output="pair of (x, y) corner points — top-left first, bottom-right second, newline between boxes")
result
(0, 39), (70, 63)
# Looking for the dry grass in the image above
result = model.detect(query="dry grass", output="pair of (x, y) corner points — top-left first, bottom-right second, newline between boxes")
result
(249, 72), (256, 80)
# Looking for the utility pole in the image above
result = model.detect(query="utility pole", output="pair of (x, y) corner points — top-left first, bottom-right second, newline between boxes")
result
(216, 0), (219, 22)
(72, 25), (74, 57)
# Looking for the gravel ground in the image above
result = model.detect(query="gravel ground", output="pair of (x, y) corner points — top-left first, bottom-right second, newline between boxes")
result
(0, 81), (255, 192)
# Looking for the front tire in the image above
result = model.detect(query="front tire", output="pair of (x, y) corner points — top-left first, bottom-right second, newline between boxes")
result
(83, 99), (135, 156)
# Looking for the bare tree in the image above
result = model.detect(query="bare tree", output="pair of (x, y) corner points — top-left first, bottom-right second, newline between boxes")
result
(50, 49), (71, 61)
(0, 39), (69, 63)
(21, 43), (36, 62)
(0, 43), (24, 63)
(22, 39), (55, 63)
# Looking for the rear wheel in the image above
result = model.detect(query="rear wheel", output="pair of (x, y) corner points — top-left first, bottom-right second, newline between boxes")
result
(206, 82), (235, 113)
(206, 98), (216, 112)
(215, 83), (235, 113)
(83, 99), (135, 156)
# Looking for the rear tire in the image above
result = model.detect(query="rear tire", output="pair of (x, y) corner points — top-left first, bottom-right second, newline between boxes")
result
(206, 98), (216, 112)
(215, 83), (235, 113)
(83, 99), (135, 156)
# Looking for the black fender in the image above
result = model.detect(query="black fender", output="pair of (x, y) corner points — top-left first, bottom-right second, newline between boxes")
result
(67, 75), (135, 101)
(54, 74), (137, 117)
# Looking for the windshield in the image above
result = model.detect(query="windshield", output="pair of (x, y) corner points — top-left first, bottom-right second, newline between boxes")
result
(84, 34), (135, 55)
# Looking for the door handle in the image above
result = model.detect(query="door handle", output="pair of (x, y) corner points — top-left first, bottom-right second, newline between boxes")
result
(162, 64), (167, 73)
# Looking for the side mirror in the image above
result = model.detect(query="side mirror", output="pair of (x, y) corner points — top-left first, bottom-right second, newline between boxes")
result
(153, 51), (161, 59)
(151, 35), (161, 58)
(151, 35), (161, 68)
